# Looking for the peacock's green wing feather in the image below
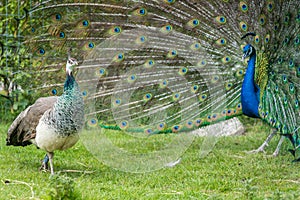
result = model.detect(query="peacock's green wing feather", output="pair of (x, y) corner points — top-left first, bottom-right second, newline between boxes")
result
(21, 1), (299, 136)
(257, 2), (300, 143)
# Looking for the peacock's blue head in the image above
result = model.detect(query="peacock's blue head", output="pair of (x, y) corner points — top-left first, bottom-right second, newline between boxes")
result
(242, 44), (256, 61)
(66, 58), (78, 76)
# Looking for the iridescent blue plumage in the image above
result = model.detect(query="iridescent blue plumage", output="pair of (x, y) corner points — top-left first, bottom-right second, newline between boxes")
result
(241, 44), (260, 118)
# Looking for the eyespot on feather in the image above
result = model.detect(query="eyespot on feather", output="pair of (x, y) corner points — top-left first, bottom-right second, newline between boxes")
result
(235, 69), (244, 78)
(108, 26), (122, 36)
(187, 18), (200, 28)
(159, 80), (168, 88)
(222, 56), (231, 64)
(265, 34), (270, 43)
(239, 21), (248, 32)
(87, 118), (98, 127)
(211, 75), (220, 84)
(267, 1), (274, 12)
(136, 35), (147, 45)
(194, 119), (203, 127)
(197, 60), (207, 67)
(239, 2), (248, 12)
(119, 121), (129, 130)
(112, 53), (125, 63)
(144, 59), (155, 68)
(145, 128), (154, 134)
(216, 38), (227, 46)
(172, 93), (180, 101)
(255, 35), (260, 44)
(199, 93), (207, 102)
(52, 13), (62, 22)
(50, 88), (58, 96)
(143, 93), (153, 102)
(113, 99), (122, 107)
(191, 85), (199, 93)
(97, 68), (107, 77)
(161, 24), (173, 34)
(164, 0), (175, 4)
(190, 42), (201, 51)
(259, 15), (266, 26)
(172, 125), (181, 133)
(167, 49), (177, 58)
(178, 67), (188, 76)
(225, 82), (233, 91)
(157, 122), (167, 130)
(215, 16), (226, 24)
(133, 7), (147, 16)
(128, 74), (137, 83)
(186, 121), (194, 129)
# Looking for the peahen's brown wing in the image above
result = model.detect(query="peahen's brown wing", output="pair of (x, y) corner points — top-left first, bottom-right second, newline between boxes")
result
(6, 96), (57, 146)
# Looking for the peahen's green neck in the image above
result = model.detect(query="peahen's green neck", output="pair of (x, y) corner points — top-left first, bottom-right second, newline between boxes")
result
(63, 73), (78, 94)
(51, 71), (84, 136)
(241, 50), (260, 118)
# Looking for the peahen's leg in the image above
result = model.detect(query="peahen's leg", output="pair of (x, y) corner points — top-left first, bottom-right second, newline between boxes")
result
(47, 152), (55, 175)
(272, 136), (285, 157)
(40, 154), (49, 171)
(248, 129), (277, 154)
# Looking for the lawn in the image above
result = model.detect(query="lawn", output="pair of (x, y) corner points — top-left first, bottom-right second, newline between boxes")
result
(0, 118), (300, 200)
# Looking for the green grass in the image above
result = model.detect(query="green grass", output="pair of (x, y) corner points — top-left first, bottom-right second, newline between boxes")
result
(1, 119), (300, 200)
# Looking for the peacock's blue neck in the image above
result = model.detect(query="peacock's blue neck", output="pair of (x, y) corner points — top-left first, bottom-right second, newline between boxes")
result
(241, 52), (260, 118)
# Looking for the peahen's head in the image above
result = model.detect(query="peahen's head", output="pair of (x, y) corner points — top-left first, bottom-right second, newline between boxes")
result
(66, 57), (78, 76)
(242, 44), (256, 61)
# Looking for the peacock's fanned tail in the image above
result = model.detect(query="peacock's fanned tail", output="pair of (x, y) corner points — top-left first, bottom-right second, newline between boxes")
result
(20, 1), (299, 139)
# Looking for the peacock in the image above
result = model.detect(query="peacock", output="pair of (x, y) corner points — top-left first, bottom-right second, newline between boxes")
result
(6, 53), (84, 175)
(8, 0), (300, 161)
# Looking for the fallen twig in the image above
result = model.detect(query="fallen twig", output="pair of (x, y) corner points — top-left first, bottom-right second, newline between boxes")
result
(2, 179), (35, 199)
(59, 169), (95, 174)
(272, 179), (300, 184)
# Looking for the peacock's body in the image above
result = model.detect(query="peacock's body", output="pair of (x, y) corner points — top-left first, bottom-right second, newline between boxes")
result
(7, 57), (84, 174)
(8, 0), (300, 160)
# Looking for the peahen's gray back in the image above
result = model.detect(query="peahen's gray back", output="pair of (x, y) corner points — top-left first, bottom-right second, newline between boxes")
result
(7, 96), (57, 146)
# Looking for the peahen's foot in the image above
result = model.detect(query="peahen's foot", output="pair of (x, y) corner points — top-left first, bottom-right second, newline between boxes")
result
(39, 154), (49, 172)
(39, 162), (49, 171)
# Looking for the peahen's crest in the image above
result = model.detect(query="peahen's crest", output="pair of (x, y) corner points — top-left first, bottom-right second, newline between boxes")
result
(8, 0), (300, 165)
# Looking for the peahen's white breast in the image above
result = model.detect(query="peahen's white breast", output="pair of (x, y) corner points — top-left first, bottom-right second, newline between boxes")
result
(35, 110), (80, 152)
(34, 80), (84, 152)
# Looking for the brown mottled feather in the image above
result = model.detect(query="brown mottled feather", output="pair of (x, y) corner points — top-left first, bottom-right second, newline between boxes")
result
(6, 96), (57, 146)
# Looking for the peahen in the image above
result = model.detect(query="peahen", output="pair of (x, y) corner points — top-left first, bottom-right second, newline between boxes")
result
(6, 54), (84, 175)
(11, 1), (299, 160)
